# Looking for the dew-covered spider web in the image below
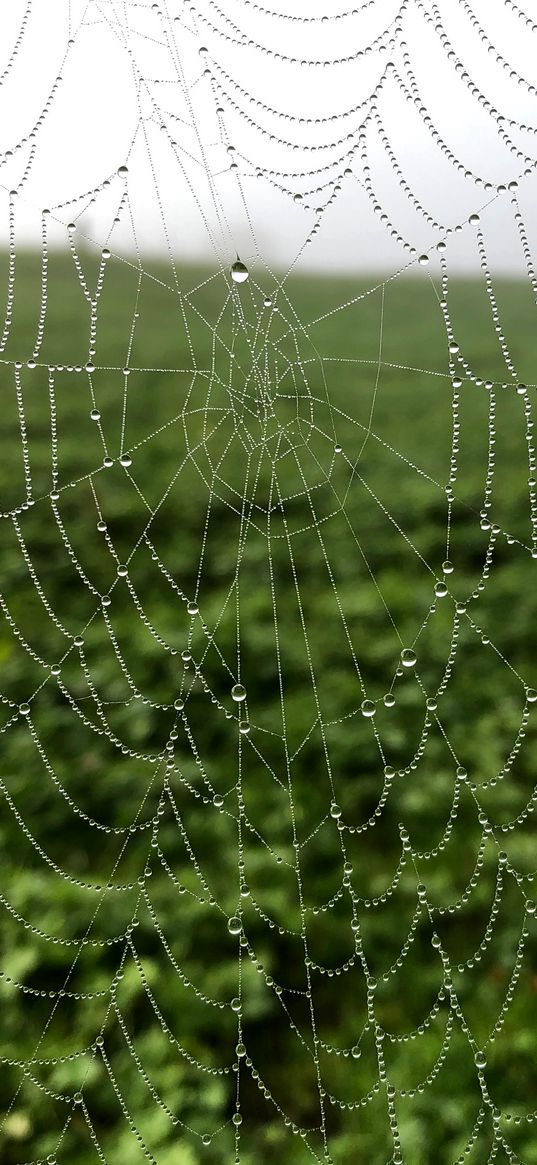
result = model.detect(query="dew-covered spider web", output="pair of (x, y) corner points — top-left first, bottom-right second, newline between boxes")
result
(1, 1), (537, 1163)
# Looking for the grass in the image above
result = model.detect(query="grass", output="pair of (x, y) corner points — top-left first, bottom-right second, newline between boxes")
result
(0, 250), (536, 1165)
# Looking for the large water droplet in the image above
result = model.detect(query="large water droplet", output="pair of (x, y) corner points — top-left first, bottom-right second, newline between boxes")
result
(231, 683), (246, 702)
(527, 688), (537, 703)
(400, 648), (417, 668)
(228, 916), (241, 935)
(474, 1050), (487, 1070)
(361, 699), (376, 718)
(434, 581), (448, 598)
(231, 260), (249, 284)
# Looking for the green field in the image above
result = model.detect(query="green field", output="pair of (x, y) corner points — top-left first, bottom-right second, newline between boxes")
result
(0, 252), (536, 1165)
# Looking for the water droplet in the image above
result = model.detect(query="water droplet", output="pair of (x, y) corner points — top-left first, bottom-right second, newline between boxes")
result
(351, 1045), (361, 1060)
(527, 689), (537, 703)
(236, 1042), (246, 1057)
(442, 559), (454, 574)
(117, 564), (128, 577)
(228, 916), (241, 935)
(230, 996), (241, 1012)
(202, 1134), (211, 1147)
(426, 697), (437, 711)
(231, 260), (249, 283)
(231, 683), (246, 702)
(330, 802), (342, 819)
(383, 692), (395, 708)
(418, 254), (429, 266)
(213, 794), (224, 809)
(434, 581), (448, 598)
(400, 648), (417, 668)
(516, 383), (527, 395)
(526, 899), (536, 915)
(102, 248), (111, 260)
(474, 1050), (487, 1070)
(117, 165), (128, 176)
(187, 601), (199, 615)
(19, 703), (31, 717)
(361, 699), (376, 718)
(120, 453), (132, 468)
(232, 1112), (243, 1127)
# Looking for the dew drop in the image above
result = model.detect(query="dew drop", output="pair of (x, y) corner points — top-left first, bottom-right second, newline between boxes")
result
(231, 260), (249, 284)
(351, 1045), (361, 1060)
(442, 559), (454, 574)
(418, 254), (429, 266)
(400, 648), (417, 668)
(361, 699), (376, 718)
(120, 453), (132, 468)
(19, 703), (31, 717)
(202, 1135), (211, 1147)
(474, 1050), (487, 1070)
(434, 581), (448, 598)
(228, 916), (242, 935)
(187, 601), (199, 616)
(527, 688), (537, 703)
(330, 801), (342, 819)
(231, 683), (246, 702)
(383, 693), (395, 708)
(230, 996), (241, 1012)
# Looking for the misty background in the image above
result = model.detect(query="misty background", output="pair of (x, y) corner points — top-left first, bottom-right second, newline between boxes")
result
(1, 0), (537, 277)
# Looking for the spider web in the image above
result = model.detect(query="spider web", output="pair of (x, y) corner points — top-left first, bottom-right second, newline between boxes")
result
(0, 1), (537, 1163)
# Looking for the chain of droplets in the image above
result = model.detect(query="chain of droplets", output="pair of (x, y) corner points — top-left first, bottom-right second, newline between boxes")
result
(1, 4), (535, 1160)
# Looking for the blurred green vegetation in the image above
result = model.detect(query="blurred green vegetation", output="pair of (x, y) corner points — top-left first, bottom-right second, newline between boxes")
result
(0, 252), (536, 1164)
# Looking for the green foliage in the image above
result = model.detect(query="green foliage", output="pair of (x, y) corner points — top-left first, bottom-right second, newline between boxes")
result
(0, 254), (536, 1163)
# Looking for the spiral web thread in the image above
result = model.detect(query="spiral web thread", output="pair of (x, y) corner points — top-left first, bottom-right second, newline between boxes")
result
(1, 1), (537, 1163)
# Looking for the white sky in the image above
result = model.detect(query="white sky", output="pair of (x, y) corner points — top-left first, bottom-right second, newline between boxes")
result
(1, 0), (537, 274)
